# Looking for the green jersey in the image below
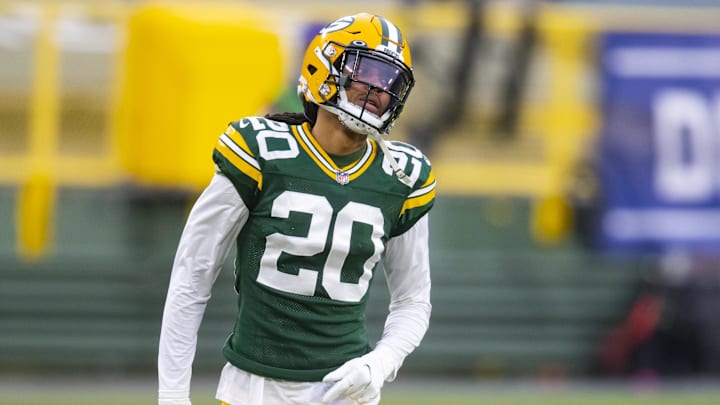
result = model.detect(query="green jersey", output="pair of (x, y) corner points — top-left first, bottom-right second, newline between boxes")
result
(212, 116), (435, 381)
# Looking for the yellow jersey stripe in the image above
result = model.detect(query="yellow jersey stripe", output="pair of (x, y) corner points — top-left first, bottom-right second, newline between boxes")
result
(292, 125), (337, 179)
(220, 134), (260, 170)
(224, 125), (254, 158)
(216, 140), (263, 189)
(299, 122), (341, 172)
(401, 175), (437, 215)
(331, 138), (374, 174)
(347, 139), (377, 181)
(409, 171), (436, 198)
(292, 123), (377, 183)
(400, 186), (436, 215)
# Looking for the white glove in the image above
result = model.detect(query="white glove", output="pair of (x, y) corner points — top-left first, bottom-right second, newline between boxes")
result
(322, 351), (386, 404)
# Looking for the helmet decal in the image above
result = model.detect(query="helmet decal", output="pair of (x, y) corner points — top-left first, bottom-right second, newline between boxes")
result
(319, 16), (355, 34)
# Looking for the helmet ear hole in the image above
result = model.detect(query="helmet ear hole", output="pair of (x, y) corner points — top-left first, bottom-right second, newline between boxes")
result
(307, 65), (317, 75)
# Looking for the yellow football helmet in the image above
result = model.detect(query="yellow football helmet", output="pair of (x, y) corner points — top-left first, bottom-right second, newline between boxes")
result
(298, 13), (415, 137)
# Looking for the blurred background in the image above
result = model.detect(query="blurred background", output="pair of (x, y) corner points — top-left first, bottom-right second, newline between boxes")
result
(2, 0), (720, 403)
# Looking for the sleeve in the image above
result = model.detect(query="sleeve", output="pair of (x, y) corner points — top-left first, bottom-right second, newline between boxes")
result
(157, 173), (249, 402)
(212, 122), (263, 208)
(374, 213), (432, 381)
(392, 145), (436, 237)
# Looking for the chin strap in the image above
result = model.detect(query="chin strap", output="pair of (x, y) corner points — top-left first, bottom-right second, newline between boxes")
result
(370, 133), (414, 187)
(324, 103), (413, 187)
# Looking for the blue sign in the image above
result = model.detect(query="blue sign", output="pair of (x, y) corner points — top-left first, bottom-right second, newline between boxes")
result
(597, 32), (720, 253)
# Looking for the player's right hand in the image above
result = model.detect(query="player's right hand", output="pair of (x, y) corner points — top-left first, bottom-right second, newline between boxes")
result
(321, 352), (385, 404)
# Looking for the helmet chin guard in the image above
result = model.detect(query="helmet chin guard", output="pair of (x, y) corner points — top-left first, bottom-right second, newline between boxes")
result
(322, 86), (389, 138)
(338, 109), (378, 136)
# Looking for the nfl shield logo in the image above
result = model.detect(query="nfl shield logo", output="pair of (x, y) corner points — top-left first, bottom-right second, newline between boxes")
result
(336, 171), (349, 185)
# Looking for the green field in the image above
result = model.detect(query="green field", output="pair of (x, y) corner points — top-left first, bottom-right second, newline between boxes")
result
(1, 377), (719, 405)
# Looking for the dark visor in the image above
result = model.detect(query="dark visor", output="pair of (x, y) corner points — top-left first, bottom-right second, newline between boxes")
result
(344, 53), (409, 96)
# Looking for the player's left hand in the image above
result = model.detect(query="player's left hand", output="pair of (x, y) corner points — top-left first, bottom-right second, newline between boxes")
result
(322, 351), (385, 404)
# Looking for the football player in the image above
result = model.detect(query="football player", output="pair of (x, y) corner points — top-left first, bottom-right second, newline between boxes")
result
(158, 12), (435, 405)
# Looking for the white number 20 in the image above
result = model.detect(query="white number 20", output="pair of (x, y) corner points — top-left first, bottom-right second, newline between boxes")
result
(257, 191), (384, 303)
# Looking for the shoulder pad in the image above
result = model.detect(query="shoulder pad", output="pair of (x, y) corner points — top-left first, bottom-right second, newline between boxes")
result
(383, 140), (434, 189)
(232, 116), (291, 134)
